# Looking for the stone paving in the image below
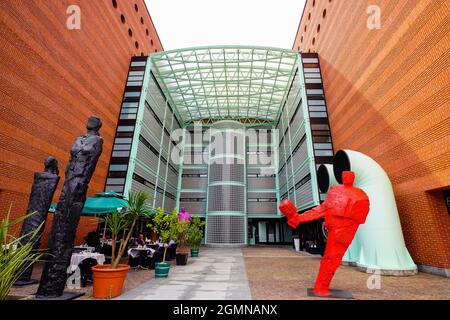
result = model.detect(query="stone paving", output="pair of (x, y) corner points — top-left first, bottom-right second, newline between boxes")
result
(116, 247), (252, 300)
(242, 246), (450, 300)
(10, 246), (449, 300)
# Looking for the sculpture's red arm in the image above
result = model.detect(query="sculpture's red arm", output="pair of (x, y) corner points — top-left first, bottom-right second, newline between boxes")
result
(279, 199), (329, 228)
(297, 202), (328, 223)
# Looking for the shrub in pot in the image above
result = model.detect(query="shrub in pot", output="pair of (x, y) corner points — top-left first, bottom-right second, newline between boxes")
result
(92, 191), (153, 299)
(175, 208), (190, 266)
(0, 207), (44, 300)
(147, 208), (178, 278)
(185, 217), (205, 257)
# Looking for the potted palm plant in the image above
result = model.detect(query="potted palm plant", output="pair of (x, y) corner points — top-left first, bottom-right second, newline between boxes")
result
(175, 208), (191, 266)
(147, 208), (178, 277)
(185, 217), (205, 257)
(92, 191), (153, 299)
(1, 206), (44, 300)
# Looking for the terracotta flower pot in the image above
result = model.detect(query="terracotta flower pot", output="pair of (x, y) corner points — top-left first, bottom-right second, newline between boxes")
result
(92, 264), (130, 299)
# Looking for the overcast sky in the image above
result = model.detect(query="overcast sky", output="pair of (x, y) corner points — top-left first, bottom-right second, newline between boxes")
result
(145, 0), (306, 50)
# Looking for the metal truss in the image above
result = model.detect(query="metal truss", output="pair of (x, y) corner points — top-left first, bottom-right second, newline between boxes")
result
(149, 46), (299, 124)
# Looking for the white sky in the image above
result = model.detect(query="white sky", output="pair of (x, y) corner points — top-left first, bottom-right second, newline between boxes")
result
(145, 0), (306, 50)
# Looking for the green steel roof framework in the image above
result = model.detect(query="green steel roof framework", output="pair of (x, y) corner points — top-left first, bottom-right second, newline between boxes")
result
(149, 46), (299, 125)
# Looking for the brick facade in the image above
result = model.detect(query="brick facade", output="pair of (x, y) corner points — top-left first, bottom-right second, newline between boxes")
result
(0, 0), (163, 246)
(293, 0), (449, 268)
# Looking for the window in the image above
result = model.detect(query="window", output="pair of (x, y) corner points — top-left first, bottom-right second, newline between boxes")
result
(140, 17), (144, 24)
(112, 0), (117, 9)
(135, 41), (139, 49)
(128, 28), (132, 37)
(134, 4), (138, 12)
(146, 29), (149, 36)
(317, 24), (320, 33)
(312, 37), (316, 45)
(323, 9), (327, 18)
(120, 14), (125, 24)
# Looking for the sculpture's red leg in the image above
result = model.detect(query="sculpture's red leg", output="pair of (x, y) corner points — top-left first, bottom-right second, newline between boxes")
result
(312, 225), (358, 295)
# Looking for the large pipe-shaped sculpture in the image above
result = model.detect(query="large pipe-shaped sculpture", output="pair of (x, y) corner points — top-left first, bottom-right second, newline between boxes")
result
(333, 149), (417, 275)
(317, 164), (337, 193)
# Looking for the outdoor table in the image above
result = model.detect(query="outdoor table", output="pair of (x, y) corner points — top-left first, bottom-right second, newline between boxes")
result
(128, 247), (155, 270)
(70, 252), (105, 272)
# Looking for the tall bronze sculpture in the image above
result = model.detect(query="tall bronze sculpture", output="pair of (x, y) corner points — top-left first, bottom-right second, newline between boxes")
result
(14, 157), (60, 286)
(36, 116), (103, 299)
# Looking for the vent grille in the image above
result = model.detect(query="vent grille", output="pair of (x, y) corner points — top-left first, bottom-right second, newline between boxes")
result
(206, 215), (246, 245)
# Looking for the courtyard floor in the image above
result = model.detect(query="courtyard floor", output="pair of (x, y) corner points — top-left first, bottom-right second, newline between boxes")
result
(9, 246), (449, 300)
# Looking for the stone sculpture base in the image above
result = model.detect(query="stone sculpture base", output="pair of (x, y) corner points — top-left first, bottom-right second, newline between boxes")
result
(13, 279), (39, 287)
(35, 292), (85, 300)
(307, 288), (354, 299)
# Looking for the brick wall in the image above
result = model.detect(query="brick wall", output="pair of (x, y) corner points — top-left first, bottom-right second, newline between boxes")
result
(0, 0), (163, 246)
(293, 0), (449, 268)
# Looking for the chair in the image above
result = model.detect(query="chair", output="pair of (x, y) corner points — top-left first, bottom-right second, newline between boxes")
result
(78, 258), (98, 287)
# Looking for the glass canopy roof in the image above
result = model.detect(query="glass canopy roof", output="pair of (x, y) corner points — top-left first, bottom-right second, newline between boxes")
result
(149, 46), (299, 125)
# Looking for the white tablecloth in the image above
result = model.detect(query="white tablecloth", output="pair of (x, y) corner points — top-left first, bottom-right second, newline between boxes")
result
(70, 252), (105, 272)
(127, 247), (155, 258)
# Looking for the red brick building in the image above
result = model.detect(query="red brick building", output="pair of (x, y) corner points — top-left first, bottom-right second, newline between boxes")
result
(0, 0), (163, 245)
(293, 0), (449, 273)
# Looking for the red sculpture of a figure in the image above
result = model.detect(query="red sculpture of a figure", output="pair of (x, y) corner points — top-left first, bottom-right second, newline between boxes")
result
(280, 171), (370, 296)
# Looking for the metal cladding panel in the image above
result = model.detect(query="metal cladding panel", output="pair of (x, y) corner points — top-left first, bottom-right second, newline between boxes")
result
(247, 202), (277, 214)
(292, 141), (308, 168)
(139, 127), (161, 153)
(166, 170), (178, 187)
(291, 126), (306, 147)
(247, 167), (275, 175)
(206, 215), (246, 245)
(159, 161), (168, 178)
(247, 177), (276, 189)
(134, 164), (157, 186)
(295, 179), (313, 205)
(183, 168), (208, 175)
(165, 184), (177, 196)
(143, 108), (162, 138)
(294, 165), (310, 185)
(248, 192), (276, 199)
(179, 201), (206, 215)
(162, 131), (170, 150)
(181, 177), (208, 189)
(164, 197), (176, 212)
(180, 191), (206, 198)
(130, 179), (154, 195)
(136, 141), (160, 172)
(155, 192), (164, 208)
(289, 107), (304, 137)
(209, 163), (245, 183)
(208, 185), (245, 212)
(147, 75), (166, 120)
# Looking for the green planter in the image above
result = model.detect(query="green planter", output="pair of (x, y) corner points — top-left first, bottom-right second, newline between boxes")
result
(191, 248), (199, 257)
(155, 261), (171, 278)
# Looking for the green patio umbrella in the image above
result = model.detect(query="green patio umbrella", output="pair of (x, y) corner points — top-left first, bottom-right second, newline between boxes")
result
(49, 191), (129, 215)
(49, 191), (130, 238)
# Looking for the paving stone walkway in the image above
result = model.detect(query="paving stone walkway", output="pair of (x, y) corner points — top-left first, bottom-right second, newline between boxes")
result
(116, 247), (252, 300)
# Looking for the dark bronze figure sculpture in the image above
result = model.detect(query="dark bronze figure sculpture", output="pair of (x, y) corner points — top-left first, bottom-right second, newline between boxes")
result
(36, 116), (103, 299)
(14, 157), (60, 286)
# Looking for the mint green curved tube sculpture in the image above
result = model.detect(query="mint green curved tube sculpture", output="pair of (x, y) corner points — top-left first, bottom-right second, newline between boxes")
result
(332, 149), (417, 275)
